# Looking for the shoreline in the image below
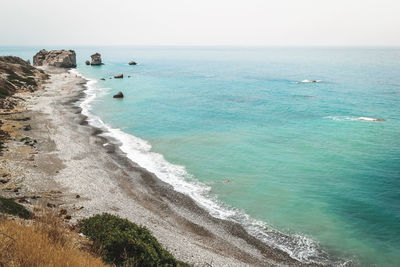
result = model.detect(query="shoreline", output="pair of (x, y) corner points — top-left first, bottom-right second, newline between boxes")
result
(2, 66), (321, 266)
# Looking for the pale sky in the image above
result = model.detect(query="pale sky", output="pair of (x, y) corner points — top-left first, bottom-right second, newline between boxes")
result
(1, 0), (399, 46)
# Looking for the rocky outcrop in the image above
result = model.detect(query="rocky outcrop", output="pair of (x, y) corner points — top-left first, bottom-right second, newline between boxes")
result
(114, 74), (123, 79)
(90, 53), (103, 65)
(128, 61), (137, 65)
(33, 49), (77, 68)
(113, 91), (124, 98)
(0, 56), (48, 109)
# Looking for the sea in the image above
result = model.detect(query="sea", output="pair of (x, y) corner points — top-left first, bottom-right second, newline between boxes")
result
(1, 46), (400, 266)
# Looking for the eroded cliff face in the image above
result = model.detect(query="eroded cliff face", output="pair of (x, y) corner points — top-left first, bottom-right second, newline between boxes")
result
(33, 49), (76, 68)
(0, 56), (48, 109)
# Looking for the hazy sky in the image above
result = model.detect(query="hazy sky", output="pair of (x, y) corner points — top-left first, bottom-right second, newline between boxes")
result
(1, 0), (399, 46)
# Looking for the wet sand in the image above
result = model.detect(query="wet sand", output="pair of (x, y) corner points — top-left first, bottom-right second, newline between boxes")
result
(1, 67), (312, 266)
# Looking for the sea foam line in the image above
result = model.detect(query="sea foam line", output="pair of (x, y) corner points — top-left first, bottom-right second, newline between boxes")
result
(324, 116), (384, 122)
(70, 69), (343, 266)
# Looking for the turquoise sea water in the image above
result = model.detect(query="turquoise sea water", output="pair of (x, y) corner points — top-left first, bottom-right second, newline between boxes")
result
(2, 47), (400, 266)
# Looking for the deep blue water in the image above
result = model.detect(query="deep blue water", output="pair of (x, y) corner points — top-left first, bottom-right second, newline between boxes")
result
(1, 46), (400, 266)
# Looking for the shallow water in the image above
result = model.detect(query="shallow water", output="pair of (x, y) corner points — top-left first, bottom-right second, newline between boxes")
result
(2, 46), (400, 266)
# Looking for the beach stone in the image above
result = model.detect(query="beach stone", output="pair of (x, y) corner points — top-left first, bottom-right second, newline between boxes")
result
(113, 91), (124, 98)
(33, 49), (77, 68)
(114, 74), (123, 78)
(90, 53), (103, 65)
(85, 60), (90, 65)
(59, 208), (67, 216)
(18, 197), (29, 204)
(0, 177), (10, 184)
(129, 60), (137, 65)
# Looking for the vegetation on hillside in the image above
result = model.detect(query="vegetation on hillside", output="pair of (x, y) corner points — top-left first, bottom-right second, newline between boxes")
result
(0, 198), (188, 267)
(0, 197), (31, 219)
(0, 206), (107, 267)
(80, 213), (189, 267)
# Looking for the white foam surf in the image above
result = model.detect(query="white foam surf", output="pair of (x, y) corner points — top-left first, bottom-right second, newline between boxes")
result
(72, 69), (344, 266)
(297, 79), (322, 83)
(324, 116), (384, 122)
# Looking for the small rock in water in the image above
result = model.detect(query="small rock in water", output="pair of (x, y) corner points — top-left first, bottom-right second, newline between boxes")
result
(114, 74), (123, 79)
(128, 61), (137, 65)
(100, 78), (105, 81)
(85, 60), (90, 65)
(113, 91), (124, 98)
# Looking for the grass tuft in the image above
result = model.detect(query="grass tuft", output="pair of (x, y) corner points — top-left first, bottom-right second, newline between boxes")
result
(0, 213), (108, 267)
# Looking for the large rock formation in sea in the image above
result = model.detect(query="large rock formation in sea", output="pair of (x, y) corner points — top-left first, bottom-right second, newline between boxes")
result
(33, 49), (77, 68)
(90, 53), (103, 65)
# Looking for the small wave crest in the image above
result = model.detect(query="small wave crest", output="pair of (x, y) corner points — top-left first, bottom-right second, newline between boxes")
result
(324, 116), (384, 122)
(73, 69), (345, 266)
(297, 79), (322, 84)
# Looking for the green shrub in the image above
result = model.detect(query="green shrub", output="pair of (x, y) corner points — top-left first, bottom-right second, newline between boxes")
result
(80, 213), (188, 267)
(0, 197), (31, 219)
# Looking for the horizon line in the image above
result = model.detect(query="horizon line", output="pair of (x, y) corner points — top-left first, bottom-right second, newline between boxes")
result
(1, 44), (400, 48)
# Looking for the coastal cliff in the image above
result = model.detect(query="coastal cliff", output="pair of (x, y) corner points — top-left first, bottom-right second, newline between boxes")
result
(0, 56), (48, 110)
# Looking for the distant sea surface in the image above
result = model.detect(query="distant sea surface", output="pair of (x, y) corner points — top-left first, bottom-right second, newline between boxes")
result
(2, 46), (400, 266)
